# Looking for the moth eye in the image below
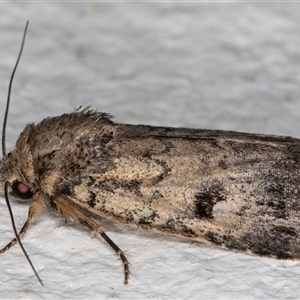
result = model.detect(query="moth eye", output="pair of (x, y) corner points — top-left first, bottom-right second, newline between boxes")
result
(11, 181), (33, 199)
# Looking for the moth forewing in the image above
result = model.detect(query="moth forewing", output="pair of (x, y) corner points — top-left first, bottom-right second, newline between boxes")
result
(30, 111), (300, 261)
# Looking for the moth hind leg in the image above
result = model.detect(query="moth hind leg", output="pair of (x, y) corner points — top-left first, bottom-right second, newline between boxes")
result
(81, 223), (130, 284)
(99, 230), (130, 285)
(54, 195), (130, 284)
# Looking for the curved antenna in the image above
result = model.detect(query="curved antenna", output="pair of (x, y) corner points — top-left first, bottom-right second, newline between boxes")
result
(4, 182), (43, 286)
(1, 22), (43, 286)
(2, 21), (29, 157)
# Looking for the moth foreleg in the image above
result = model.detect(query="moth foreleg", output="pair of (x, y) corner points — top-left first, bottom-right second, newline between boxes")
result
(0, 191), (45, 254)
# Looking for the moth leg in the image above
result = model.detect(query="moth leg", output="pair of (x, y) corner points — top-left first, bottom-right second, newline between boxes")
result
(0, 191), (45, 254)
(54, 195), (130, 284)
(98, 229), (130, 285)
(84, 222), (130, 284)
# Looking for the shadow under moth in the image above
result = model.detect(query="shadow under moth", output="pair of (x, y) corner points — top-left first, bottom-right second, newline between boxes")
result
(1, 22), (300, 286)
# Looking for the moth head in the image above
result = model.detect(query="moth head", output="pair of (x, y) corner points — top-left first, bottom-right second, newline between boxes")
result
(0, 158), (35, 201)
(0, 125), (36, 200)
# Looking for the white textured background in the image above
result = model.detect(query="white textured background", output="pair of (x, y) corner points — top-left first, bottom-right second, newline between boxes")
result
(0, 3), (300, 299)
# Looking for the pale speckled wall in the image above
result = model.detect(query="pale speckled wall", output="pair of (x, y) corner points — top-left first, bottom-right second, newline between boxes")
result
(0, 3), (300, 299)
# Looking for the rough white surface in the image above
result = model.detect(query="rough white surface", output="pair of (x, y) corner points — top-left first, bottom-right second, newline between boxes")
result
(0, 3), (300, 299)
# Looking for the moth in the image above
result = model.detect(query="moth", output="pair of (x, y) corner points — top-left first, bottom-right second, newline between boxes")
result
(2, 23), (300, 286)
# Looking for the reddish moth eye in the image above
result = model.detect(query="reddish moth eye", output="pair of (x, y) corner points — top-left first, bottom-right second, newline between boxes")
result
(11, 181), (33, 199)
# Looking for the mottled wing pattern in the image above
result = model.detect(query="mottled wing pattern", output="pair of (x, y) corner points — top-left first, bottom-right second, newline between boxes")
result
(49, 118), (300, 259)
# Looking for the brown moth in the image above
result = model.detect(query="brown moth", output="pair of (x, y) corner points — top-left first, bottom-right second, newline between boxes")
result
(2, 23), (300, 285)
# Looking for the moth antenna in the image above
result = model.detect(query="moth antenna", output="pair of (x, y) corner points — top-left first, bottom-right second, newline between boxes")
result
(2, 21), (29, 157)
(1, 22), (43, 286)
(4, 182), (43, 286)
